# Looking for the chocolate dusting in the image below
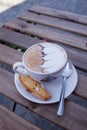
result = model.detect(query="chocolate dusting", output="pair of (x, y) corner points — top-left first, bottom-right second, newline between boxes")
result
(39, 44), (47, 65)
(43, 58), (45, 64)
(39, 44), (44, 50)
(41, 51), (47, 57)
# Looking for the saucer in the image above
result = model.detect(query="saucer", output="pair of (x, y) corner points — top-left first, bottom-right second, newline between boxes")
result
(14, 64), (78, 104)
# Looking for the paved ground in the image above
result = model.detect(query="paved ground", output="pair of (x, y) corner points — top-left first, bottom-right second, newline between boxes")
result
(0, 0), (87, 24)
(0, 0), (87, 130)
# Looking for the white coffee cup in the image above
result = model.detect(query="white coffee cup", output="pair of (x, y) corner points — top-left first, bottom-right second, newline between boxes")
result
(13, 42), (67, 82)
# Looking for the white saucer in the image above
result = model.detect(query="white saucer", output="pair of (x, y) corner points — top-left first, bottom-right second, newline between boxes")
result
(14, 64), (78, 104)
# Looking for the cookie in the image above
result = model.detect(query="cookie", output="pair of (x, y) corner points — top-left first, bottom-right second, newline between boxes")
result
(19, 75), (51, 100)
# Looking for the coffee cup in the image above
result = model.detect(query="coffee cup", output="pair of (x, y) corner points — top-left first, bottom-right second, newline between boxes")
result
(13, 42), (67, 82)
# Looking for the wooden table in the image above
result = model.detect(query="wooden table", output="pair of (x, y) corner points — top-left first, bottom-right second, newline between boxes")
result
(0, 5), (87, 130)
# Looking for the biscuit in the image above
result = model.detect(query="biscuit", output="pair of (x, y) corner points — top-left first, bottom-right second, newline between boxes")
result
(19, 75), (51, 100)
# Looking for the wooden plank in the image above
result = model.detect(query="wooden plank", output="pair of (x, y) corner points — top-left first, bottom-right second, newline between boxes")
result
(0, 28), (41, 49)
(18, 11), (87, 36)
(1, 63), (87, 100)
(29, 5), (87, 25)
(0, 40), (87, 72)
(65, 47), (87, 71)
(75, 73), (87, 98)
(0, 68), (87, 130)
(0, 44), (86, 99)
(4, 19), (87, 51)
(0, 44), (22, 65)
(0, 68), (28, 105)
(0, 105), (41, 130)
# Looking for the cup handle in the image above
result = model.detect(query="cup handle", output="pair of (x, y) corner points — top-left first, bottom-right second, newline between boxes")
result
(13, 62), (28, 76)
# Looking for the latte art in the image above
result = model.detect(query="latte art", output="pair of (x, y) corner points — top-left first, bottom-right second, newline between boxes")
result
(24, 43), (67, 73)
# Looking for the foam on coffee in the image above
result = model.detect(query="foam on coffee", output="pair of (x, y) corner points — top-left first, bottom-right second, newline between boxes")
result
(24, 42), (67, 73)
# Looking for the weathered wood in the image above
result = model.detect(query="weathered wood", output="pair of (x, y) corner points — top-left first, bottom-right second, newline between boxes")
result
(0, 38), (87, 72)
(0, 68), (28, 105)
(0, 58), (87, 99)
(0, 28), (41, 49)
(0, 6), (87, 130)
(0, 105), (41, 130)
(18, 11), (87, 36)
(65, 47), (87, 71)
(0, 44), (22, 65)
(0, 68), (87, 130)
(75, 73), (87, 99)
(29, 5), (87, 25)
(4, 19), (87, 51)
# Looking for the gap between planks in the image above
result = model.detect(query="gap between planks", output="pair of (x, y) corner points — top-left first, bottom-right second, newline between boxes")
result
(0, 28), (87, 71)
(0, 44), (87, 100)
(0, 68), (87, 130)
(4, 19), (87, 51)
(18, 11), (87, 37)
(29, 5), (87, 25)
(0, 105), (41, 130)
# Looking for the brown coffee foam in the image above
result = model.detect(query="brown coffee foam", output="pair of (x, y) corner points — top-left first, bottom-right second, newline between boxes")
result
(24, 43), (67, 73)
(24, 44), (43, 71)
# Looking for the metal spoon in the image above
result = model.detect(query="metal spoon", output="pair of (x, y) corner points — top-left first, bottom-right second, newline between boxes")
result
(57, 61), (73, 116)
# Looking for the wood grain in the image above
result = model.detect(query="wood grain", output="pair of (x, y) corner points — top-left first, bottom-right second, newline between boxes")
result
(4, 19), (87, 51)
(0, 44), (22, 65)
(0, 35), (87, 72)
(0, 28), (41, 49)
(75, 73), (87, 99)
(0, 6), (87, 130)
(65, 47), (87, 71)
(29, 5), (87, 25)
(18, 11), (87, 36)
(0, 105), (41, 130)
(0, 68), (87, 130)
(0, 53), (87, 99)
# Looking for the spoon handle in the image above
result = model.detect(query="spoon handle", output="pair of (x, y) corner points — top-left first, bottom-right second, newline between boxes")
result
(57, 77), (66, 116)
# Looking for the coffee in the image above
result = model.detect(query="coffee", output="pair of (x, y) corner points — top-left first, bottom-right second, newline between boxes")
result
(24, 42), (67, 73)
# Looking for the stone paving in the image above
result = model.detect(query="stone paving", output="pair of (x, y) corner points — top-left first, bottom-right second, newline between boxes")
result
(0, 0), (87, 130)
(0, 0), (87, 24)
